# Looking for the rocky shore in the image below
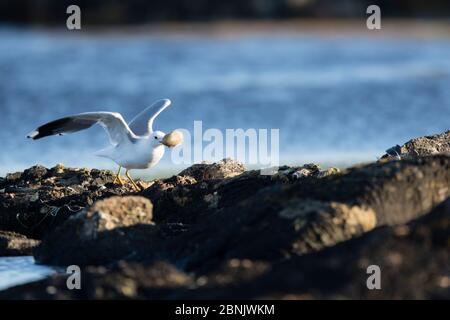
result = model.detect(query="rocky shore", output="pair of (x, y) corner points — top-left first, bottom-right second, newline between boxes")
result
(1, 132), (450, 299)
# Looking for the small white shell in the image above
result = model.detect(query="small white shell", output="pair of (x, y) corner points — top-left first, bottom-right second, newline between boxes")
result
(162, 130), (184, 147)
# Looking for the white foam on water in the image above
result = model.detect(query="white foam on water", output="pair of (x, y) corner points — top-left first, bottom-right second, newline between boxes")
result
(0, 256), (57, 291)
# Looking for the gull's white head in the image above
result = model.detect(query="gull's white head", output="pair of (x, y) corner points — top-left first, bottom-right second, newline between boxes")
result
(151, 130), (166, 146)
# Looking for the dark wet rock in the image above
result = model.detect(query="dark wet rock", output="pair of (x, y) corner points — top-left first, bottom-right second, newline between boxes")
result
(33, 155), (450, 272)
(32, 160), (347, 266)
(154, 155), (450, 272)
(382, 130), (450, 159)
(288, 163), (320, 179)
(143, 162), (338, 225)
(143, 168), (287, 224)
(22, 165), (48, 181)
(0, 231), (40, 256)
(0, 164), (140, 239)
(258, 155), (450, 230)
(264, 164), (341, 182)
(35, 224), (159, 266)
(5, 172), (22, 183)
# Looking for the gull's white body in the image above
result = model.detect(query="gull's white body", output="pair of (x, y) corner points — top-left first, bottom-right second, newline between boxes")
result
(96, 136), (165, 169)
(27, 99), (173, 172)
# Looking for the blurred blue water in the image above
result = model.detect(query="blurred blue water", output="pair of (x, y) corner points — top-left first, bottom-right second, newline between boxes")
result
(0, 256), (56, 291)
(1, 27), (450, 176)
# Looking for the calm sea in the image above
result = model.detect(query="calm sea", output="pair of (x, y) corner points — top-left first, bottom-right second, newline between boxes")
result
(1, 27), (450, 176)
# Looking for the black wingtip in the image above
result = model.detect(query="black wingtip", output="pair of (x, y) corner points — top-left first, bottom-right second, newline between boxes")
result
(27, 130), (40, 140)
(27, 129), (52, 140)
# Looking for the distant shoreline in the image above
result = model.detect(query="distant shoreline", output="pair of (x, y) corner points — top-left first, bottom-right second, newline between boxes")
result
(7, 18), (450, 39)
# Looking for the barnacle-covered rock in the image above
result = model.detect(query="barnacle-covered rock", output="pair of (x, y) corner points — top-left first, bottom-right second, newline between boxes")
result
(177, 158), (245, 181)
(382, 130), (450, 160)
(0, 164), (140, 238)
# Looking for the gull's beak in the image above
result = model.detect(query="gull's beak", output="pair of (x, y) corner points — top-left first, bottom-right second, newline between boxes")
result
(161, 130), (184, 148)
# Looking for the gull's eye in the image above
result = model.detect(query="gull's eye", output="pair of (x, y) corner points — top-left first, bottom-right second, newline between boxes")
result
(154, 136), (158, 139)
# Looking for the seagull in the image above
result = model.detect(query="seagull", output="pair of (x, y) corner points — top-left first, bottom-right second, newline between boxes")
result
(27, 99), (180, 191)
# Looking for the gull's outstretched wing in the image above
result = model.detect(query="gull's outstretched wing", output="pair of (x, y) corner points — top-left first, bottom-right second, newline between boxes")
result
(27, 112), (135, 145)
(128, 99), (171, 136)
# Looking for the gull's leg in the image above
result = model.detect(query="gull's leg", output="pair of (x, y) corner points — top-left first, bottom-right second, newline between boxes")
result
(113, 166), (124, 185)
(125, 169), (141, 191)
